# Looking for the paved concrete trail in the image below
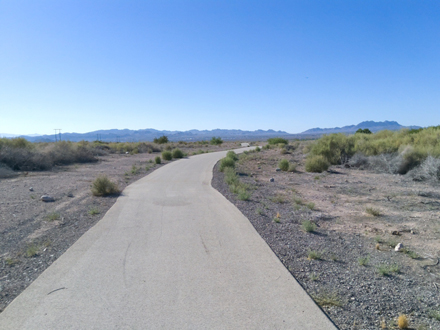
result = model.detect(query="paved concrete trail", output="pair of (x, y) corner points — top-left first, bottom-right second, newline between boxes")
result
(0, 148), (336, 330)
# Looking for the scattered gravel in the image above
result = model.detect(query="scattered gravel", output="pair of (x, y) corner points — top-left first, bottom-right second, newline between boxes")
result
(212, 147), (440, 330)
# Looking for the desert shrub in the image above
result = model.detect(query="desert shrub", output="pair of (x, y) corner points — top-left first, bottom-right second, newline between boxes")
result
(255, 146), (261, 152)
(91, 175), (119, 196)
(172, 149), (184, 159)
(366, 207), (380, 216)
(224, 167), (239, 185)
(267, 137), (288, 145)
(0, 140), (97, 171)
(408, 156), (440, 181)
(226, 150), (238, 161)
(288, 163), (297, 172)
(0, 164), (17, 178)
(309, 133), (355, 165)
(210, 137), (223, 145)
(397, 314), (409, 329)
(305, 155), (330, 173)
(302, 220), (316, 232)
(278, 159), (289, 171)
(153, 135), (169, 144)
(155, 156), (161, 164)
(219, 157), (235, 172)
(162, 151), (172, 161)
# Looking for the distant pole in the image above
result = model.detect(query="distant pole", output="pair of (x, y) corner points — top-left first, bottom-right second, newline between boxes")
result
(54, 129), (61, 142)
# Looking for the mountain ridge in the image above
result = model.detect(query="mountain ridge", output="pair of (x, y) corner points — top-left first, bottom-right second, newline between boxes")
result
(301, 120), (420, 134)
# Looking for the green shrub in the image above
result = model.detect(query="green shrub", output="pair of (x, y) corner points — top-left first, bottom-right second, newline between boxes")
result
(219, 157), (235, 172)
(162, 151), (172, 161)
(211, 137), (223, 145)
(302, 220), (316, 233)
(155, 156), (161, 164)
(45, 212), (60, 221)
(226, 150), (238, 160)
(377, 264), (400, 276)
(309, 133), (355, 165)
(305, 155), (330, 173)
(255, 146), (261, 152)
(358, 256), (369, 266)
(172, 149), (184, 159)
(267, 137), (288, 145)
(153, 135), (169, 144)
(307, 250), (322, 260)
(366, 207), (380, 216)
(237, 190), (251, 201)
(88, 207), (100, 215)
(288, 163), (297, 172)
(91, 175), (120, 196)
(278, 159), (289, 171)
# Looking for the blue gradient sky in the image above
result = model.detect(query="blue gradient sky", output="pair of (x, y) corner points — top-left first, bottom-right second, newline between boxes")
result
(1, 0), (439, 135)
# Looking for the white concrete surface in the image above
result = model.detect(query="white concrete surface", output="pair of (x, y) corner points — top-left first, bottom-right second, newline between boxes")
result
(0, 148), (336, 329)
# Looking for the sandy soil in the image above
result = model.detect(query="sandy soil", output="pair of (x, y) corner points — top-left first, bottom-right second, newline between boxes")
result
(212, 143), (440, 330)
(0, 142), (238, 313)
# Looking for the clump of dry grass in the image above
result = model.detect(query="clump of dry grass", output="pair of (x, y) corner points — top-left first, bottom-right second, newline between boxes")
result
(397, 314), (409, 329)
(91, 175), (120, 196)
(366, 207), (381, 216)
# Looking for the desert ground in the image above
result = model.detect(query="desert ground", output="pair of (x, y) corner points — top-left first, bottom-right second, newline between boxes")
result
(2, 139), (440, 329)
(212, 142), (440, 330)
(0, 142), (237, 313)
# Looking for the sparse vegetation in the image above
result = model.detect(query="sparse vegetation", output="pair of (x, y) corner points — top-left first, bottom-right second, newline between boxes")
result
(307, 127), (440, 178)
(219, 157), (235, 172)
(278, 159), (289, 171)
(377, 264), (400, 276)
(153, 135), (169, 144)
(366, 207), (381, 216)
(210, 137), (223, 145)
(45, 212), (60, 221)
(306, 202), (315, 210)
(172, 148), (184, 159)
(358, 256), (369, 266)
(428, 310), (440, 321)
(309, 272), (319, 281)
(288, 163), (296, 172)
(302, 220), (316, 233)
(397, 314), (409, 329)
(25, 244), (39, 258)
(226, 150), (238, 161)
(162, 151), (172, 161)
(267, 137), (288, 145)
(305, 155), (330, 173)
(88, 207), (100, 215)
(307, 250), (322, 260)
(312, 292), (343, 307)
(222, 167), (251, 201)
(91, 175), (120, 196)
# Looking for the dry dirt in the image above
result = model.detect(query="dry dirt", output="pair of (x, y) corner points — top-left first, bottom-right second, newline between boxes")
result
(212, 143), (440, 330)
(0, 142), (237, 313)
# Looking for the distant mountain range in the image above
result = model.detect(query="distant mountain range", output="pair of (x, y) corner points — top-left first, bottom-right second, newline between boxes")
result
(2, 121), (423, 142)
(14, 128), (291, 143)
(300, 121), (421, 134)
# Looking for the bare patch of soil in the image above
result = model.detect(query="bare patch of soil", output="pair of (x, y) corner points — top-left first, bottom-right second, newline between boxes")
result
(0, 142), (237, 313)
(212, 144), (440, 330)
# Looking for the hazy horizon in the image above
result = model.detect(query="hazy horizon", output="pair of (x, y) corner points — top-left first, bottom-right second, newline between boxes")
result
(1, 1), (439, 135)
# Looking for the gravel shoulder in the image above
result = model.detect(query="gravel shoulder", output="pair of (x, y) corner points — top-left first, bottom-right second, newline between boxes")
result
(212, 144), (440, 330)
(0, 142), (237, 313)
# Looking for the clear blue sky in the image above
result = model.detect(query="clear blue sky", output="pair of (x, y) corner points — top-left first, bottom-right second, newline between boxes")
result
(1, 0), (439, 135)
